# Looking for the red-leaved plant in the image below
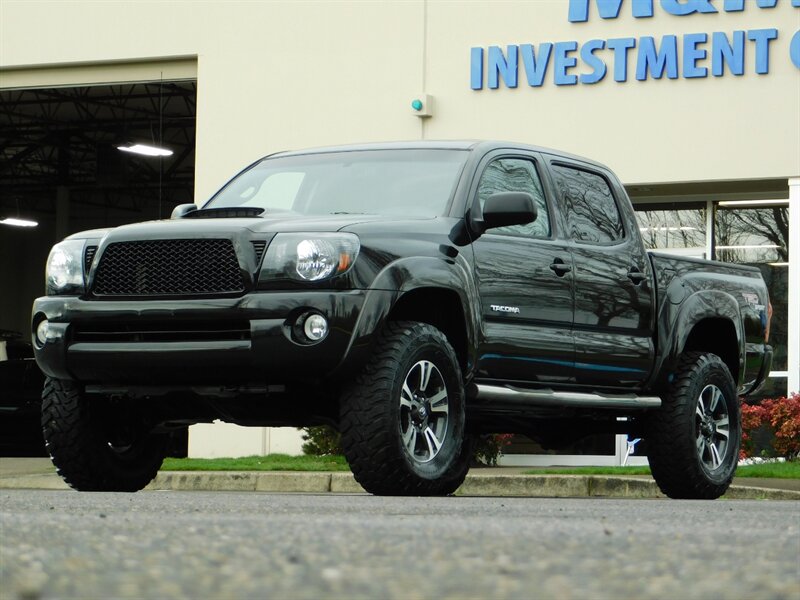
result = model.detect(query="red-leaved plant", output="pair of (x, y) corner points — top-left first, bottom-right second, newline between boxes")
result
(740, 393), (800, 460)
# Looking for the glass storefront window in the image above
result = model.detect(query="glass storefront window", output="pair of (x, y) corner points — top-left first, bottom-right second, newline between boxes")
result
(635, 203), (707, 256)
(714, 203), (789, 373)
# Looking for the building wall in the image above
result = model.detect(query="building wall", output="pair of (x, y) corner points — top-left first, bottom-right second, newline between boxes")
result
(2, 1), (798, 194)
(2, 1), (798, 459)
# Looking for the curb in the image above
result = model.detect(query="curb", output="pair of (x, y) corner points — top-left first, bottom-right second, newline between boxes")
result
(1, 471), (798, 500)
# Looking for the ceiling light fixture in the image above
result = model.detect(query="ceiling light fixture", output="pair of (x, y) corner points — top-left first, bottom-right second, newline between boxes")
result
(117, 144), (173, 157)
(718, 199), (789, 207)
(715, 244), (780, 250)
(0, 217), (38, 227)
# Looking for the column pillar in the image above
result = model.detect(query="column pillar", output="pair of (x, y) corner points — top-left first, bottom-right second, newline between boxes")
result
(787, 178), (800, 395)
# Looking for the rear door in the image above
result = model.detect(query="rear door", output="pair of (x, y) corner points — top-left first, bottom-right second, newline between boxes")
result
(471, 151), (575, 386)
(545, 158), (655, 389)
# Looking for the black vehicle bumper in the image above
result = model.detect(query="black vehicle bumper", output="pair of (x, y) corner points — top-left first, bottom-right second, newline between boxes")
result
(741, 343), (773, 398)
(32, 290), (393, 385)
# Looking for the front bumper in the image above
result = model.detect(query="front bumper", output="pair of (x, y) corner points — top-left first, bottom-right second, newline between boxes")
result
(32, 290), (390, 385)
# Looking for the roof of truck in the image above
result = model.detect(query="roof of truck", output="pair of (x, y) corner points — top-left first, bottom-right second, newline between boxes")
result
(267, 140), (609, 170)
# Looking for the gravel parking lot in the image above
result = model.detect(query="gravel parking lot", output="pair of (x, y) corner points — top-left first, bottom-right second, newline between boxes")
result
(1, 490), (798, 600)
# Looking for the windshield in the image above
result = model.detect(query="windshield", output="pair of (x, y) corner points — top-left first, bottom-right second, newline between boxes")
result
(205, 149), (468, 217)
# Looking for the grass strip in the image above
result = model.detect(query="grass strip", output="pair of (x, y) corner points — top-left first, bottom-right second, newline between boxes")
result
(161, 455), (798, 479)
(161, 454), (350, 472)
(522, 462), (799, 479)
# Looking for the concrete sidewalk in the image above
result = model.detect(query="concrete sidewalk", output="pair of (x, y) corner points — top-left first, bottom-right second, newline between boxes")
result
(2, 457), (798, 500)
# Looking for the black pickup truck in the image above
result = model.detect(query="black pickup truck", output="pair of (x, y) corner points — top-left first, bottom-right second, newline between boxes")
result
(32, 141), (772, 498)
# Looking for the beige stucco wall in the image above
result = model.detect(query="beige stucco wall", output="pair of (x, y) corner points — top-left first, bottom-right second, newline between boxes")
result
(2, 1), (798, 457)
(2, 0), (798, 194)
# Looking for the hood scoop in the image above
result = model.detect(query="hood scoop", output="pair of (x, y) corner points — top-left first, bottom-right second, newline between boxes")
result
(179, 206), (265, 219)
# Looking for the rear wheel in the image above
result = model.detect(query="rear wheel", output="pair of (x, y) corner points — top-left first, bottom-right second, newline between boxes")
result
(646, 352), (740, 499)
(41, 378), (167, 492)
(339, 321), (471, 496)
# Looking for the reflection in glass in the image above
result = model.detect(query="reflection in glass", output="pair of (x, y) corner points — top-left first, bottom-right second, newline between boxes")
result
(553, 166), (623, 244)
(715, 204), (789, 372)
(477, 158), (550, 238)
(634, 203), (706, 255)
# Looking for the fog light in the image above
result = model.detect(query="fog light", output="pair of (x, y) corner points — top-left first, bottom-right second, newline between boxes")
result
(303, 314), (328, 342)
(36, 320), (49, 346)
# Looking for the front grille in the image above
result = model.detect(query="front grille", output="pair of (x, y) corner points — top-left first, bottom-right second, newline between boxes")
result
(92, 239), (245, 296)
(72, 320), (251, 343)
(84, 245), (98, 272)
(252, 241), (267, 267)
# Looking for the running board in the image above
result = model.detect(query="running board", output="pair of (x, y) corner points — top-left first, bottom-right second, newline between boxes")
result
(474, 384), (661, 410)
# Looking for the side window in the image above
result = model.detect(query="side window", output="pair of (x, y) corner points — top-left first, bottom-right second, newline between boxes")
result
(551, 165), (624, 244)
(477, 158), (550, 238)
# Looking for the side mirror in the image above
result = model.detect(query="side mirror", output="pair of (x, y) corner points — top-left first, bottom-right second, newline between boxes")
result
(480, 192), (537, 231)
(171, 203), (198, 219)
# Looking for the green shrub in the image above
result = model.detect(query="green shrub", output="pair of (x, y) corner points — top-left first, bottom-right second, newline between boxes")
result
(301, 426), (516, 466)
(300, 425), (343, 456)
(473, 433), (515, 466)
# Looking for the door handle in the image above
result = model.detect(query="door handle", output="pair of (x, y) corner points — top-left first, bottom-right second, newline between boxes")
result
(627, 268), (647, 285)
(549, 259), (571, 276)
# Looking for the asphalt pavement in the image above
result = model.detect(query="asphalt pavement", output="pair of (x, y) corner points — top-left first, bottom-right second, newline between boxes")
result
(1, 490), (798, 599)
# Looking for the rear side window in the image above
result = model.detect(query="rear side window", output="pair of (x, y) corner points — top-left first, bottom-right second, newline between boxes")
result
(476, 158), (550, 238)
(552, 165), (624, 244)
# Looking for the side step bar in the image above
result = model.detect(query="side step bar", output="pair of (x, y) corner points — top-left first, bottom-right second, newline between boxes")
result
(474, 384), (661, 410)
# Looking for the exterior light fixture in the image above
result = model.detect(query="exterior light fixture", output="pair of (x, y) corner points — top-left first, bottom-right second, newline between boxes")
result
(117, 144), (173, 157)
(410, 94), (433, 118)
(0, 217), (38, 227)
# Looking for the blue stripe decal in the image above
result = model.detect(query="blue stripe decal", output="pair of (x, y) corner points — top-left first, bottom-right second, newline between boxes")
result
(479, 354), (646, 374)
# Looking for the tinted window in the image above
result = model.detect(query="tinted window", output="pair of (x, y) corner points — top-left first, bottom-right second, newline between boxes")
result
(552, 165), (623, 244)
(477, 158), (550, 238)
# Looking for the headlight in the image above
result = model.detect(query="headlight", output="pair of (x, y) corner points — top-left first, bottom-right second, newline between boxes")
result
(46, 239), (85, 295)
(260, 233), (360, 282)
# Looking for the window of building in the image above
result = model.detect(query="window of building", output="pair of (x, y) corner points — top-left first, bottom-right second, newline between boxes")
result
(715, 201), (789, 398)
(635, 203), (707, 257)
(476, 157), (550, 238)
(552, 165), (623, 244)
(635, 199), (790, 400)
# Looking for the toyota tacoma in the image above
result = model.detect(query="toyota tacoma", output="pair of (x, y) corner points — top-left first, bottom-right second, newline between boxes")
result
(32, 141), (773, 498)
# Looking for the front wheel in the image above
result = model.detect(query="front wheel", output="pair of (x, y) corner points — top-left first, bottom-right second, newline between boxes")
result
(41, 378), (168, 492)
(646, 352), (741, 499)
(339, 321), (471, 496)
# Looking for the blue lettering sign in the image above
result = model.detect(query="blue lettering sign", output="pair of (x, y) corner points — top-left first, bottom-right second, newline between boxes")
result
(580, 39), (608, 83)
(554, 41), (580, 84)
(711, 31), (745, 76)
(569, 0), (782, 21)
(470, 47), (484, 90)
(607, 37), (637, 81)
(488, 45), (519, 89)
(683, 32), (709, 77)
(724, 0), (778, 10)
(636, 35), (679, 80)
(748, 28), (778, 74)
(661, 0), (717, 16)
(471, 0), (793, 90)
(521, 43), (553, 87)
(791, 30), (800, 68)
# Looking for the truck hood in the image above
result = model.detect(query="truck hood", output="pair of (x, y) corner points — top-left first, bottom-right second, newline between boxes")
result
(67, 213), (435, 242)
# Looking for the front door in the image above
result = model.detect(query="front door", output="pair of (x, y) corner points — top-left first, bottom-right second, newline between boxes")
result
(471, 153), (575, 386)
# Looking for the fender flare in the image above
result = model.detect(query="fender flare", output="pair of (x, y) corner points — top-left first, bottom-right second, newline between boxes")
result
(660, 290), (744, 385)
(332, 257), (479, 378)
